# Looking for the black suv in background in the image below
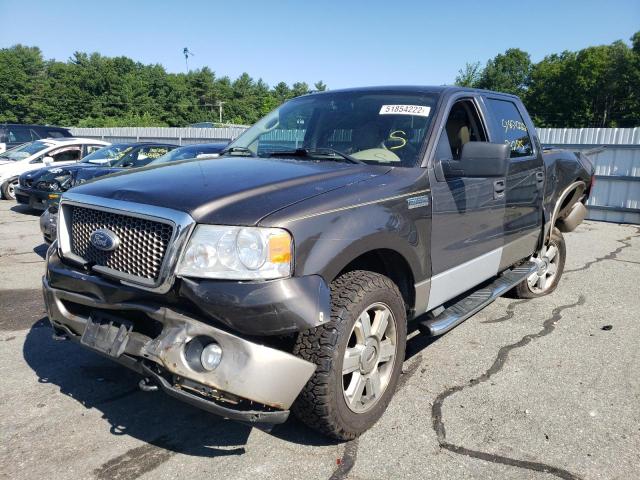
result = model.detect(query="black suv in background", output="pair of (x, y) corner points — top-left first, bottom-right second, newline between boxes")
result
(17, 142), (180, 211)
(0, 124), (72, 152)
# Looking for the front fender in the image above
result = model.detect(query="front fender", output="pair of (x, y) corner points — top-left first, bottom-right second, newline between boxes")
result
(263, 169), (431, 286)
(291, 208), (427, 283)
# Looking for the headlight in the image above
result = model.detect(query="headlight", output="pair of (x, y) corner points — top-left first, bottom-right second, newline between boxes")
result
(176, 225), (292, 280)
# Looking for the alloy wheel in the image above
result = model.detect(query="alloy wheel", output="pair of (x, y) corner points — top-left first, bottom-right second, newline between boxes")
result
(342, 302), (398, 413)
(527, 241), (561, 294)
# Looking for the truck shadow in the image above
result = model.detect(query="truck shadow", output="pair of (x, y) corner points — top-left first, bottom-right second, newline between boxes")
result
(22, 318), (342, 458)
(10, 204), (41, 216)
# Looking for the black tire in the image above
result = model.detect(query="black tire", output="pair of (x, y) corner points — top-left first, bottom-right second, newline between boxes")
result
(1, 177), (18, 200)
(512, 227), (566, 299)
(292, 270), (407, 440)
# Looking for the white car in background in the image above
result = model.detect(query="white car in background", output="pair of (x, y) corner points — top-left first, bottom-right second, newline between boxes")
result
(0, 138), (109, 200)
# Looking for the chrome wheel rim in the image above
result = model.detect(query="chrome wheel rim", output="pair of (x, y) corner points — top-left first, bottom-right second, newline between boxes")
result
(7, 180), (16, 199)
(527, 241), (561, 293)
(342, 302), (397, 413)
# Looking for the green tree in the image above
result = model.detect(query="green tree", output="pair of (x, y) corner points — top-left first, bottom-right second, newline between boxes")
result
(314, 80), (327, 91)
(476, 48), (532, 97)
(454, 62), (481, 87)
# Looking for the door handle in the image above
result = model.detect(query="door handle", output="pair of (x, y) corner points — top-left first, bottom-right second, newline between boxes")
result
(536, 171), (545, 183)
(493, 179), (505, 199)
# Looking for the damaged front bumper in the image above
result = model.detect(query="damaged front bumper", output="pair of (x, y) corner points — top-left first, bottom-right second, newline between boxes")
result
(43, 273), (317, 424)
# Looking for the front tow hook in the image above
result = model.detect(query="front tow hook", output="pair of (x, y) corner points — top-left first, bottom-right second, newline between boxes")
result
(138, 377), (159, 392)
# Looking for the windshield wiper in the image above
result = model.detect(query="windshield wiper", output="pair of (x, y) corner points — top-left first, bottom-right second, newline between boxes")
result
(221, 146), (257, 157)
(268, 148), (365, 165)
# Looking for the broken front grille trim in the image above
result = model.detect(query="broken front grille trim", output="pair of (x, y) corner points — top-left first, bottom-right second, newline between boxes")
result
(57, 192), (195, 293)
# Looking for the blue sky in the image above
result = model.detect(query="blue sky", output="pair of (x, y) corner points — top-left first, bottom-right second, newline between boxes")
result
(0, 0), (638, 89)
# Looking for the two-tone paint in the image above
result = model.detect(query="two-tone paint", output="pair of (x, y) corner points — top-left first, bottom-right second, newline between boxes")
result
(47, 87), (592, 340)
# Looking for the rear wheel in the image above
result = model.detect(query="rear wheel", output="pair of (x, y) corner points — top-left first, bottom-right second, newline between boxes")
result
(512, 227), (566, 298)
(293, 270), (407, 440)
(1, 178), (18, 200)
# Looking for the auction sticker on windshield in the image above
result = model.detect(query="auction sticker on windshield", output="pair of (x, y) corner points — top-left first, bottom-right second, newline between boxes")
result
(379, 105), (431, 117)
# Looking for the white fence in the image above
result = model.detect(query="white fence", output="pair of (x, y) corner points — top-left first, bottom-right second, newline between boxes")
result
(538, 128), (640, 224)
(69, 126), (248, 145)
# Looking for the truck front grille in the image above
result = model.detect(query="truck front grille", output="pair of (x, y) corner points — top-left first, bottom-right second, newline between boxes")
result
(69, 205), (174, 281)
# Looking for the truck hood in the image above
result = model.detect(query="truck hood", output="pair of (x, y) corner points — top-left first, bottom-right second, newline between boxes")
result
(68, 157), (390, 225)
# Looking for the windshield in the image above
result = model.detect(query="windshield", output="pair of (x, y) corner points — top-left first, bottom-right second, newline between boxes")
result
(81, 144), (132, 165)
(150, 145), (223, 164)
(0, 140), (52, 161)
(228, 90), (439, 167)
(112, 145), (175, 168)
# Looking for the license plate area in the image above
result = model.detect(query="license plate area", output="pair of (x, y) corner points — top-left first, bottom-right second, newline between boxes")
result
(81, 312), (133, 358)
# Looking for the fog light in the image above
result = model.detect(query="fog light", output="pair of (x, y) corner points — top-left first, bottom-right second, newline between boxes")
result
(200, 342), (223, 371)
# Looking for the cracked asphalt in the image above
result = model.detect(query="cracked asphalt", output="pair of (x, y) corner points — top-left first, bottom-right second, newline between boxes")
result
(0, 201), (639, 480)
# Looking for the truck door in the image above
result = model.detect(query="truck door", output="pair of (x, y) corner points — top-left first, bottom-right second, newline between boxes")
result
(426, 96), (508, 310)
(482, 96), (543, 268)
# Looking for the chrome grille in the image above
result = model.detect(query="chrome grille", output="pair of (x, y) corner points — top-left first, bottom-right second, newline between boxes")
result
(69, 205), (174, 281)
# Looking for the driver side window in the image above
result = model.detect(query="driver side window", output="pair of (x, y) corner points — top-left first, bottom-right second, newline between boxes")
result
(50, 147), (81, 162)
(444, 99), (487, 160)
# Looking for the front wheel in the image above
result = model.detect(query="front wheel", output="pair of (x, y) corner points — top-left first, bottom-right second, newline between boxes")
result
(293, 270), (407, 440)
(512, 227), (566, 298)
(1, 178), (18, 200)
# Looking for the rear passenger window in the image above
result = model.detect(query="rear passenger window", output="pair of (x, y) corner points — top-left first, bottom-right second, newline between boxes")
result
(485, 99), (533, 158)
(8, 127), (33, 143)
(46, 130), (66, 138)
(51, 147), (81, 162)
(84, 145), (104, 156)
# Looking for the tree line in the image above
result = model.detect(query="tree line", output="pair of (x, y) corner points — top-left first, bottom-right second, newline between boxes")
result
(456, 32), (640, 127)
(0, 46), (327, 127)
(1, 32), (638, 128)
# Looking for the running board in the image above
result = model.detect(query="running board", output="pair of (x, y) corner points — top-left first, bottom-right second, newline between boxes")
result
(418, 261), (537, 337)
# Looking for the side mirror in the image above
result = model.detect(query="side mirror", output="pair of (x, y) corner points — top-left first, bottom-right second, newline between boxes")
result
(458, 142), (509, 177)
(0, 142), (6, 154)
(43, 156), (54, 166)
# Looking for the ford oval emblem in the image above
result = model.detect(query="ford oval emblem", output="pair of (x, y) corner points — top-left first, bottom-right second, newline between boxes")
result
(90, 229), (120, 252)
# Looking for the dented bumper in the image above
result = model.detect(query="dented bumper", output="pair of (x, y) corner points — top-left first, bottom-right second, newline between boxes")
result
(43, 266), (318, 422)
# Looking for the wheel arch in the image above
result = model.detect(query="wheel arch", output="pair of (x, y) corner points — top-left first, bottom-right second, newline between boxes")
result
(542, 179), (587, 246)
(333, 248), (416, 316)
(1, 175), (20, 199)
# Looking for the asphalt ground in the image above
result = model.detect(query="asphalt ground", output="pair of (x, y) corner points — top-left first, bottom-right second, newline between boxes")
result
(0, 200), (638, 480)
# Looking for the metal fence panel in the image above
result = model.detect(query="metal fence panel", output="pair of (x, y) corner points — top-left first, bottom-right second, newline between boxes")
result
(69, 126), (249, 145)
(537, 127), (640, 145)
(539, 128), (640, 224)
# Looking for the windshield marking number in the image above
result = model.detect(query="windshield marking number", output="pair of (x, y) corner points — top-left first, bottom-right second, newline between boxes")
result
(379, 105), (431, 117)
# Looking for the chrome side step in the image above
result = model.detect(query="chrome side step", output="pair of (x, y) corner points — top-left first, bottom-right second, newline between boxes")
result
(418, 261), (537, 336)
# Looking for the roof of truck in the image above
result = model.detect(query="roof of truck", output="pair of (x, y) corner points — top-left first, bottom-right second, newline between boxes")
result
(307, 85), (520, 99)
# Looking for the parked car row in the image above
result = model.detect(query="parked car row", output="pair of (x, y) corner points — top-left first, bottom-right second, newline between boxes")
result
(0, 137), (110, 199)
(4, 136), (227, 242)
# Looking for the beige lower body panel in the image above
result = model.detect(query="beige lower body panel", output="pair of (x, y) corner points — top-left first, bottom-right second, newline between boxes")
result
(43, 278), (316, 410)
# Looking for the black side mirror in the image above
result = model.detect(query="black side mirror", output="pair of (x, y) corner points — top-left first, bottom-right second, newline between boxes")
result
(458, 142), (509, 177)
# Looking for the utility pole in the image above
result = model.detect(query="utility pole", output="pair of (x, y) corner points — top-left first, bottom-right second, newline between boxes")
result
(215, 101), (225, 124)
(183, 47), (194, 73)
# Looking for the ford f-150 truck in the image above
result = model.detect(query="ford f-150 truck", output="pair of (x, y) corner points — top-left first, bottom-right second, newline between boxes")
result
(43, 86), (593, 440)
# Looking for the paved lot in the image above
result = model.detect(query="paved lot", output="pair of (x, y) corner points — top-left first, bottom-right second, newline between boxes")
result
(0, 200), (639, 480)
